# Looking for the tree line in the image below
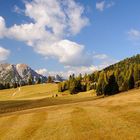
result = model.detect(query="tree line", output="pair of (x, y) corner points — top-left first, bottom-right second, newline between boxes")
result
(0, 74), (62, 90)
(0, 76), (44, 90)
(58, 54), (140, 96)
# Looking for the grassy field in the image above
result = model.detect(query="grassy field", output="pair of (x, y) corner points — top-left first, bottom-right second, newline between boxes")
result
(0, 84), (60, 100)
(0, 84), (140, 140)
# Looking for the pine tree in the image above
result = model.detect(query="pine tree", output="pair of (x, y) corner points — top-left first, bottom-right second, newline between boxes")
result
(104, 74), (119, 96)
(96, 71), (107, 96)
(86, 83), (91, 91)
(37, 77), (41, 84)
(28, 78), (33, 85)
(77, 73), (82, 81)
(58, 83), (63, 92)
(0, 83), (4, 90)
(121, 80), (128, 91)
(69, 78), (77, 94)
(128, 74), (135, 89)
(47, 76), (53, 83)
(134, 64), (140, 83)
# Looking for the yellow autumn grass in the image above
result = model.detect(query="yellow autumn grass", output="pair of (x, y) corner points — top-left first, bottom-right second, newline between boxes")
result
(0, 83), (59, 100)
(0, 84), (140, 140)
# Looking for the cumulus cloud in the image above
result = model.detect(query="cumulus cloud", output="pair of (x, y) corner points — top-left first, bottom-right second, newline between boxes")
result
(35, 40), (92, 66)
(96, 1), (115, 12)
(128, 29), (140, 40)
(0, 0), (89, 67)
(0, 46), (10, 62)
(24, 0), (89, 36)
(36, 65), (97, 78)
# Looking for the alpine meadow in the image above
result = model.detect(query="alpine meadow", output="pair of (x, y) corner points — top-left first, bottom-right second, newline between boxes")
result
(0, 0), (140, 140)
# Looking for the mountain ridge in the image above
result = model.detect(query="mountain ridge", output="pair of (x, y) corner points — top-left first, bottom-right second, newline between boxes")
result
(0, 63), (47, 85)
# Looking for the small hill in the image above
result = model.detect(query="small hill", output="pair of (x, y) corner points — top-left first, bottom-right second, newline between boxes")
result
(59, 54), (140, 95)
(92, 54), (140, 95)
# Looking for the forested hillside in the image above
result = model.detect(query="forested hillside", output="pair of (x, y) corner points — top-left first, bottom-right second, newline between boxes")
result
(58, 54), (140, 95)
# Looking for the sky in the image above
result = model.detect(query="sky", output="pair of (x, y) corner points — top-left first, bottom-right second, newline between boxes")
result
(0, 0), (140, 77)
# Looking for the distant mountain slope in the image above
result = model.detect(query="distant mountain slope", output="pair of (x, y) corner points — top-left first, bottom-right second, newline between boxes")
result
(95, 54), (140, 94)
(104, 54), (140, 71)
(0, 63), (47, 84)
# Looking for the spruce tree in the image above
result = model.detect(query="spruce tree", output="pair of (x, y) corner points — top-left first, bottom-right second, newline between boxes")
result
(58, 83), (63, 92)
(47, 76), (53, 83)
(96, 72), (107, 96)
(104, 74), (119, 96)
(128, 74), (135, 89)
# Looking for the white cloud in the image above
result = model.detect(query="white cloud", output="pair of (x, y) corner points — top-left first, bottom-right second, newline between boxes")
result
(36, 68), (48, 76)
(8, 23), (49, 43)
(0, 17), (6, 38)
(96, 1), (115, 12)
(92, 52), (118, 70)
(128, 29), (140, 40)
(36, 53), (117, 78)
(36, 68), (65, 77)
(24, 0), (89, 36)
(0, 0), (89, 67)
(36, 65), (97, 78)
(106, 1), (115, 8)
(0, 46), (10, 61)
(93, 54), (108, 59)
(35, 39), (92, 66)
(65, 65), (98, 76)
(96, 1), (105, 11)
(65, 0), (89, 35)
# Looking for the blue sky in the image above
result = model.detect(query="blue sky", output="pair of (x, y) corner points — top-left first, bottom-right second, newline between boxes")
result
(0, 0), (140, 77)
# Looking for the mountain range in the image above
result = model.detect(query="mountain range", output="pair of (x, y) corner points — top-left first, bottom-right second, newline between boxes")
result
(0, 63), (47, 84)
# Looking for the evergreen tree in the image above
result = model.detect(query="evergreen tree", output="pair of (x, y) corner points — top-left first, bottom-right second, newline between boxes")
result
(5, 83), (10, 89)
(96, 72), (107, 96)
(121, 80), (128, 91)
(128, 74), (135, 89)
(37, 77), (41, 84)
(58, 83), (63, 92)
(69, 78), (77, 94)
(86, 83), (91, 91)
(69, 75), (72, 81)
(104, 74), (119, 96)
(0, 83), (4, 90)
(13, 82), (18, 88)
(90, 73), (95, 82)
(47, 76), (53, 83)
(77, 73), (82, 81)
(134, 64), (140, 83)
(28, 78), (33, 85)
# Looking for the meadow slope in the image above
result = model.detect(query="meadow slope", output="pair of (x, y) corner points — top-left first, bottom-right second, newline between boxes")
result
(0, 84), (140, 140)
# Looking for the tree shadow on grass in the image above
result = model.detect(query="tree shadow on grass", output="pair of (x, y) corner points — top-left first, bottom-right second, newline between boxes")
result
(0, 96), (103, 115)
